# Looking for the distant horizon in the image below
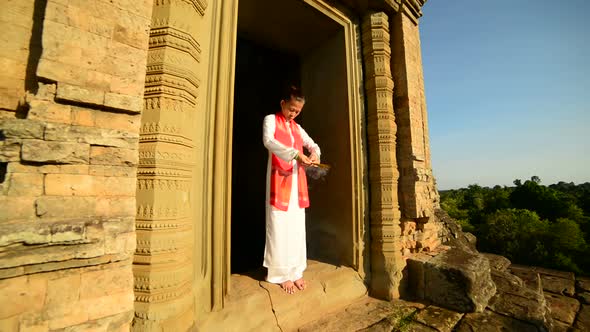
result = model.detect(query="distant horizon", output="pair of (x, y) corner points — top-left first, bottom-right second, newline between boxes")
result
(437, 177), (590, 191)
(420, 0), (590, 190)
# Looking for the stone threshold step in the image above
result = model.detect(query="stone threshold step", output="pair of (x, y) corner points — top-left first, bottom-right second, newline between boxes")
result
(196, 260), (367, 332)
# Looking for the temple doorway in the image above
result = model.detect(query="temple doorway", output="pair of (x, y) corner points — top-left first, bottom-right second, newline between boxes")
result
(231, 0), (359, 274)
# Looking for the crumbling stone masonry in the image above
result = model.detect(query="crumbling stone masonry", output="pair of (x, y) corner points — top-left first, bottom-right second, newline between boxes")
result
(0, 0), (151, 330)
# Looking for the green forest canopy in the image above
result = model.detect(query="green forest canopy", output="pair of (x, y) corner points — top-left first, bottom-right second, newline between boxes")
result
(440, 177), (590, 275)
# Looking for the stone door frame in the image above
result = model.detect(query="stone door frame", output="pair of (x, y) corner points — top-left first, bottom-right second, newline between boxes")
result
(135, 0), (367, 328)
(204, 0), (368, 308)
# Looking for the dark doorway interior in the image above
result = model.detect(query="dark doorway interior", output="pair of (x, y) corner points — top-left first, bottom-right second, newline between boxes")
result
(231, 36), (300, 274)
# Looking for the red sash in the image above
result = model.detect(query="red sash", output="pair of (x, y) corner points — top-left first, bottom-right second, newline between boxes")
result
(270, 113), (310, 211)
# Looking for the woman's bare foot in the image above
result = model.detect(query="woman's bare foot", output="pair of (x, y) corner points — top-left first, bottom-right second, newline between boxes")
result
(294, 278), (306, 290)
(280, 280), (296, 294)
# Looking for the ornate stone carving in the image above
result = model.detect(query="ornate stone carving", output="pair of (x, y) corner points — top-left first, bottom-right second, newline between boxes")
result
(134, 0), (203, 329)
(362, 12), (405, 300)
(153, 0), (208, 16)
(400, 0), (427, 24)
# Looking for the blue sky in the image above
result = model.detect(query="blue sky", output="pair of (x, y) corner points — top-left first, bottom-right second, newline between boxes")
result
(420, 0), (590, 190)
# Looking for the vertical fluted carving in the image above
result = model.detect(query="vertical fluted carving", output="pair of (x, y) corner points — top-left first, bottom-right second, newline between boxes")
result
(134, 0), (205, 330)
(362, 12), (405, 300)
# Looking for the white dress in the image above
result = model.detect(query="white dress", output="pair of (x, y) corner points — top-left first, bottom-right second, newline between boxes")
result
(262, 114), (321, 283)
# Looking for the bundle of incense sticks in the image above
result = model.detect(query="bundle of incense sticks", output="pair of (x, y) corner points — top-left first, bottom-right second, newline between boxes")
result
(312, 163), (331, 170)
(305, 163), (330, 180)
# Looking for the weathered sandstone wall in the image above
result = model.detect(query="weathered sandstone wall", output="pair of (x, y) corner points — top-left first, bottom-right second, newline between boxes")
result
(0, 1), (152, 330)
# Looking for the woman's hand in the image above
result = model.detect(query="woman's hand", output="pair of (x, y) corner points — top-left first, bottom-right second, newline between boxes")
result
(309, 153), (320, 165)
(297, 153), (313, 166)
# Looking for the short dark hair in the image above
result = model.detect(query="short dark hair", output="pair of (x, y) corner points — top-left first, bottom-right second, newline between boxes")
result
(281, 85), (305, 103)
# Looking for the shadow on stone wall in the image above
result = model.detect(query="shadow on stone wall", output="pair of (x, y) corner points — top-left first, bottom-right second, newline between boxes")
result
(20, 0), (48, 118)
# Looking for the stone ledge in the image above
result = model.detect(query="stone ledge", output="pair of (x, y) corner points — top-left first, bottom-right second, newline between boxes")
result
(405, 247), (496, 313)
(55, 83), (142, 114)
(197, 261), (367, 332)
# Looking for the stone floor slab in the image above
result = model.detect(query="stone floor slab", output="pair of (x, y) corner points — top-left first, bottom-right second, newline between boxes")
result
(261, 261), (367, 331)
(545, 292), (580, 325)
(196, 260), (367, 332)
(414, 305), (463, 332)
(576, 276), (590, 293)
(454, 310), (537, 332)
(299, 297), (422, 332)
(574, 304), (590, 331)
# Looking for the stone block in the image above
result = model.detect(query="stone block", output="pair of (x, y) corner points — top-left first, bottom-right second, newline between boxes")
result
(35, 83), (57, 101)
(455, 310), (537, 332)
(46, 273), (81, 306)
(421, 248), (496, 312)
(198, 274), (280, 332)
(45, 123), (138, 149)
(44, 174), (135, 197)
(540, 273), (575, 296)
(0, 0), (35, 27)
(259, 262), (368, 331)
(574, 304), (590, 331)
(27, 100), (71, 124)
(87, 70), (113, 91)
(482, 253), (511, 272)
(19, 320), (49, 332)
(35, 196), (95, 218)
(6, 173), (44, 196)
(21, 139), (89, 164)
(105, 232), (134, 255)
(0, 139), (21, 162)
(89, 165), (136, 177)
(46, 301), (89, 330)
(0, 196), (36, 222)
(414, 305), (463, 332)
(0, 221), (87, 248)
(103, 219), (135, 235)
(8, 163), (89, 175)
(576, 276), (590, 293)
(37, 59), (88, 87)
(86, 292), (134, 320)
(104, 92), (142, 113)
(96, 197), (136, 218)
(403, 253), (430, 299)
(0, 315), (19, 331)
(0, 119), (44, 139)
(44, 174), (94, 196)
(109, 75), (144, 97)
(510, 265), (575, 296)
(80, 263), (133, 299)
(579, 291), (590, 305)
(71, 107), (95, 127)
(94, 176), (137, 196)
(488, 269), (552, 330)
(94, 111), (140, 132)
(0, 274), (47, 319)
(55, 82), (104, 106)
(0, 90), (24, 112)
(90, 146), (138, 166)
(544, 292), (580, 325)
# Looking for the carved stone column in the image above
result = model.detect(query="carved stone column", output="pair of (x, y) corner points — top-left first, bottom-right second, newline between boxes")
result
(134, 0), (207, 330)
(362, 12), (405, 300)
(391, 0), (438, 221)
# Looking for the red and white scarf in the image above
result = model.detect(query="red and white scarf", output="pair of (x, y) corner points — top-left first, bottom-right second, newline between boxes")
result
(269, 112), (310, 211)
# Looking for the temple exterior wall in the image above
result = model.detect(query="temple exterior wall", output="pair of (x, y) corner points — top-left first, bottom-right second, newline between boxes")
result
(0, 0), (439, 331)
(0, 0), (152, 330)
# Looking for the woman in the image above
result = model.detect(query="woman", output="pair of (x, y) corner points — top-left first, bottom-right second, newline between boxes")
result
(262, 86), (320, 294)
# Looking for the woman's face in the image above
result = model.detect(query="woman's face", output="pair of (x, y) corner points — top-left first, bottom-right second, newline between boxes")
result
(280, 98), (304, 121)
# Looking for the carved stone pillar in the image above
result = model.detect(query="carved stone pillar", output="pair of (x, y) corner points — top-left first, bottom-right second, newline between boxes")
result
(134, 0), (207, 330)
(391, 0), (438, 221)
(362, 12), (405, 300)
